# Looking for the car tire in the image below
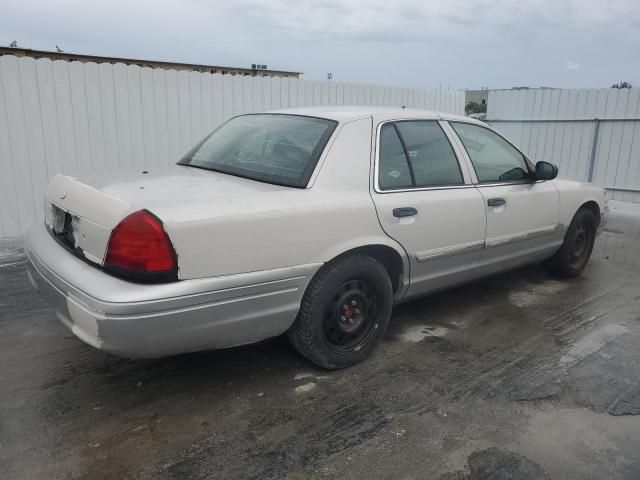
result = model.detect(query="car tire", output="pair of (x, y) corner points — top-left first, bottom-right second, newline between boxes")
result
(288, 254), (393, 370)
(544, 207), (597, 278)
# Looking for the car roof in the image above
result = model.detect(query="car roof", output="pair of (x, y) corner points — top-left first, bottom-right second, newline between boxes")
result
(266, 106), (483, 125)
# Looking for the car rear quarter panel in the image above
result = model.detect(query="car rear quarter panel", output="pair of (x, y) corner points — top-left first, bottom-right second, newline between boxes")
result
(168, 117), (408, 281)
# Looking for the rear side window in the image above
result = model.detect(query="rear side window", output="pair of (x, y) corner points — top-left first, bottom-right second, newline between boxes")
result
(450, 122), (529, 183)
(378, 121), (463, 190)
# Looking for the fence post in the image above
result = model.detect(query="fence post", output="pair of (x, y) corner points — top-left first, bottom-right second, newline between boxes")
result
(587, 118), (600, 182)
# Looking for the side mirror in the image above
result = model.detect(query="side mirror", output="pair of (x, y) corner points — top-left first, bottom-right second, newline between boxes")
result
(535, 161), (558, 181)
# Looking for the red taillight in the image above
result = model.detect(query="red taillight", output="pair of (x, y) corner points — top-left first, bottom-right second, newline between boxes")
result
(105, 210), (177, 276)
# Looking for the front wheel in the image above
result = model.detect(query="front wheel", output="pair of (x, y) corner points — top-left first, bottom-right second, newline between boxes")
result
(288, 254), (393, 369)
(544, 208), (596, 278)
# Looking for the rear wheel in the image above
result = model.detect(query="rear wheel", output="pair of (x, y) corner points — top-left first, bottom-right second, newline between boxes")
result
(288, 254), (393, 369)
(544, 208), (596, 278)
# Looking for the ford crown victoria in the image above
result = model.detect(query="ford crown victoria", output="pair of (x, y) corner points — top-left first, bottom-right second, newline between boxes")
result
(25, 107), (607, 369)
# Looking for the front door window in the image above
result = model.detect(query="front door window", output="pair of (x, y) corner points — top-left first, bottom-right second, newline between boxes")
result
(450, 122), (530, 183)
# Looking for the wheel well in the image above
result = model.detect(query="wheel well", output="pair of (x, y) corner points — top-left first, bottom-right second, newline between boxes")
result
(334, 245), (404, 294)
(580, 201), (601, 228)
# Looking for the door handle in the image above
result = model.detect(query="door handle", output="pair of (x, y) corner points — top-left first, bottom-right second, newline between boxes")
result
(487, 198), (506, 207)
(393, 207), (418, 218)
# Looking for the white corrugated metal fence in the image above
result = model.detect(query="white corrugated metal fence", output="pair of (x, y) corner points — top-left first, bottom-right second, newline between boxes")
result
(487, 88), (640, 203)
(0, 55), (465, 237)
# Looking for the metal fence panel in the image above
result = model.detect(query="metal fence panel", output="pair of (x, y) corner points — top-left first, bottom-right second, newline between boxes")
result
(0, 55), (465, 237)
(487, 88), (640, 204)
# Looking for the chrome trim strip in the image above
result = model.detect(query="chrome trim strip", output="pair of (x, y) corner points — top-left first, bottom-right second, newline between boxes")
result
(474, 180), (537, 188)
(415, 240), (485, 262)
(415, 223), (563, 261)
(485, 224), (561, 248)
(376, 184), (476, 194)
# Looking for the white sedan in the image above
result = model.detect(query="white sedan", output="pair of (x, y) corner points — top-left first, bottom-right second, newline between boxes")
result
(25, 107), (607, 369)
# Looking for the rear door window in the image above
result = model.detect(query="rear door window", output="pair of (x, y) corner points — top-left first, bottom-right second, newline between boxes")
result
(395, 121), (464, 187)
(378, 120), (463, 190)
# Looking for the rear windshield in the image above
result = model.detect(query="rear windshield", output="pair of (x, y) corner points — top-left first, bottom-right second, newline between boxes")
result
(178, 114), (337, 188)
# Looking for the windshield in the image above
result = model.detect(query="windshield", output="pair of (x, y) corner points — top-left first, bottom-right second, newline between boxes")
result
(178, 114), (337, 188)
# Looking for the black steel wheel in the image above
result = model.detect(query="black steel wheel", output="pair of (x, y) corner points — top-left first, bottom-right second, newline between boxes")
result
(324, 279), (379, 352)
(568, 221), (594, 270)
(544, 207), (597, 278)
(288, 254), (393, 369)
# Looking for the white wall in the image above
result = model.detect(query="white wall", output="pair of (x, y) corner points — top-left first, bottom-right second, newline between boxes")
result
(487, 88), (640, 203)
(0, 55), (465, 237)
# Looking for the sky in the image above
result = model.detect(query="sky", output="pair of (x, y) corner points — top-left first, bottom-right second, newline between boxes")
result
(2, 0), (639, 90)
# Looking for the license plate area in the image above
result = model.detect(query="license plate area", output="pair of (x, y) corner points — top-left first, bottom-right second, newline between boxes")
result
(51, 204), (80, 251)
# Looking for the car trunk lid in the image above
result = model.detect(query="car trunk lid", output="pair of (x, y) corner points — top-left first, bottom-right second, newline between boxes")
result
(44, 165), (291, 268)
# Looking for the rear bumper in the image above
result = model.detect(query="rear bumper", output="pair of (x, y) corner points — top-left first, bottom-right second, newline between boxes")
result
(25, 225), (320, 358)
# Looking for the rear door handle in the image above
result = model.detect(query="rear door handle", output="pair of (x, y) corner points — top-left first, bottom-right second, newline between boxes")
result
(393, 207), (418, 218)
(487, 198), (506, 207)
